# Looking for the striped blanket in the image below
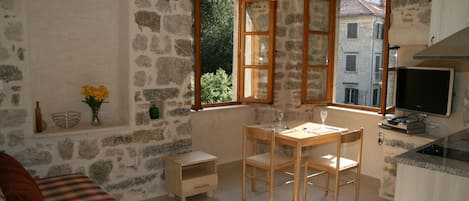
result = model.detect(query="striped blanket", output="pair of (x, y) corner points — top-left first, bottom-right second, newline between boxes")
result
(37, 174), (116, 201)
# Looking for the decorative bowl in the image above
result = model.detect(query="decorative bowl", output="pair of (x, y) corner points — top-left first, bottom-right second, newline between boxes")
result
(51, 111), (81, 128)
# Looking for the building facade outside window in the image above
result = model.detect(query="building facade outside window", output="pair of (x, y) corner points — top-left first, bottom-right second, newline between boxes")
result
(334, 0), (386, 107)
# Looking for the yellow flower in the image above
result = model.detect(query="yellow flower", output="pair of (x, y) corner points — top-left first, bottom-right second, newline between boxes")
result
(81, 85), (109, 106)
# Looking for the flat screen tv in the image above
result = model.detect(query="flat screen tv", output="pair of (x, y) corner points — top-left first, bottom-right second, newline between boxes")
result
(395, 67), (454, 117)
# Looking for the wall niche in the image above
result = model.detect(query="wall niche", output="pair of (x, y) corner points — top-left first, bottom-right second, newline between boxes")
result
(27, 0), (130, 132)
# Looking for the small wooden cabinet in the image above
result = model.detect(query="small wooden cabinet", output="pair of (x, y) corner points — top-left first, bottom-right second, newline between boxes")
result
(165, 151), (218, 201)
(379, 128), (435, 200)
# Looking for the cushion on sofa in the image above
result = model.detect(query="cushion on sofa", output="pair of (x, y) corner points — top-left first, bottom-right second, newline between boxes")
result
(37, 174), (116, 201)
(0, 152), (44, 201)
(0, 187), (5, 201)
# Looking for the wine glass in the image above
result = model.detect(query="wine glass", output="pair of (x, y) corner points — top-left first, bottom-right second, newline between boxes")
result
(320, 110), (328, 127)
(277, 111), (284, 129)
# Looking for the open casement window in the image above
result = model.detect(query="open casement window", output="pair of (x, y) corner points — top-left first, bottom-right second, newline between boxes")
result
(302, 0), (392, 115)
(301, 0), (336, 104)
(238, 0), (276, 103)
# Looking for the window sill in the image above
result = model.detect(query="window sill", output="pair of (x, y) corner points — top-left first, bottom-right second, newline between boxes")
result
(191, 104), (249, 112)
(33, 122), (131, 139)
(326, 105), (382, 116)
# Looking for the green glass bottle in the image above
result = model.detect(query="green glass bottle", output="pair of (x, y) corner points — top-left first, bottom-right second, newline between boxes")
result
(149, 104), (159, 119)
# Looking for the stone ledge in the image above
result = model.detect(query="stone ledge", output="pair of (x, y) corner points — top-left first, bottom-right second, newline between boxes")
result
(33, 123), (131, 139)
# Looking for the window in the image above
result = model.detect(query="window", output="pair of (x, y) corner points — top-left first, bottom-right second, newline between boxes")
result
(345, 54), (357, 72)
(238, 0), (276, 103)
(301, 0), (336, 104)
(375, 23), (384, 39)
(344, 87), (359, 104)
(302, 0), (391, 114)
(347, 23), (358, 39)
(192, 0), (276, 110)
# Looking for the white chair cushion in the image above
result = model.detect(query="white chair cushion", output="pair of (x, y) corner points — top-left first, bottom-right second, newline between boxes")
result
(308, 154), (358, 171)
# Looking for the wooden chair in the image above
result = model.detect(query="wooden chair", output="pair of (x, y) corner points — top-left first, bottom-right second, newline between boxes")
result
(242, 126), (295, 201)
(302, 128), (364, 201)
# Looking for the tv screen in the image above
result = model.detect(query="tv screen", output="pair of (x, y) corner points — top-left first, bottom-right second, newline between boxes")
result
(395, 67), (454, 116)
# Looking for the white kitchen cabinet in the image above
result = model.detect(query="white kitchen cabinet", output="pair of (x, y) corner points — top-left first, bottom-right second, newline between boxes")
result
(395, 163), (469, 201)
(428, 0), (469, 45)
(378, 128), (435, 200)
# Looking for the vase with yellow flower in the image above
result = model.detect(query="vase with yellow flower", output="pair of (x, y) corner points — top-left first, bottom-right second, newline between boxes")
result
(81, 85), (109, 126)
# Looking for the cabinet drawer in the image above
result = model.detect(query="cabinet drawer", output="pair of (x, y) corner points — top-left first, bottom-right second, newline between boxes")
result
(182, 174), (217, 196)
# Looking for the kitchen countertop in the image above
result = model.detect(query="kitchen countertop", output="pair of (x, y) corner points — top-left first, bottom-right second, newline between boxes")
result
(395, 128), (469, 177)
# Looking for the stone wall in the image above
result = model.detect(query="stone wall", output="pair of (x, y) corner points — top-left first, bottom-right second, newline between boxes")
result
(0, 1), (192, 201)
(0, 0), (31, 147)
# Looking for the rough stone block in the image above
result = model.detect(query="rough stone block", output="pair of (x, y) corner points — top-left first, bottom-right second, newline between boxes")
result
(134, 71), (146, 87)
(155, 0), (170, 12)
(133, 34), (148, 51)
(105, 148), (125, 157)
(0, 0), (14, 10)
(175, 39), (191, 56)
(150, 35), (171, 55)
(163, 15), (192, 35)
(0, 65), (23, 82)
(47, 164), (72, 177)
(142, 138), (191, 158)
(0, 109), (27, 128)
(57, 138), (74, 160)
(135, 55), (152, 67)
(142, 88), (179, 102)
(14, 148), (52, 166)
(168, 108), (190, 117)
(0, 132), (4, 145)
(11, 93), (19, 106)
(4, 22), (23, 41)
(144, 157), (163, 171)
(136, 111), (150, 126)
(155, 57), (191, 85)
(7, 129), (23, 147)
(176, 122), (191, 136)
(285, 41), (302, 51)
(285, 13), (303, 25)
(106, 173), (158, 190)
(78, 140), (100, 160)
(135, 0), (151, 8)
(135, 11), (161, 32)
(0, 44), (10, 61)
(89, 160), (113, 185)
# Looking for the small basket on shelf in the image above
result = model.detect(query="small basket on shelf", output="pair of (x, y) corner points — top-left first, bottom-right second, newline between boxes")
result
(51, 111), (81, 128)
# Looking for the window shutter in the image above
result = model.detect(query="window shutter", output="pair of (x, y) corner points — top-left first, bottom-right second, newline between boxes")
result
(347, 23), (357, 38)
(375, 55), (381, 72)
(345, 88), (350, 103)
(346, 55), (356, 71)
(352, 88), (359, 104)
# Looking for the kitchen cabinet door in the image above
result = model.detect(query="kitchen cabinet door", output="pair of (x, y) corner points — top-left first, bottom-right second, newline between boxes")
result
(428, 0), (469, 45)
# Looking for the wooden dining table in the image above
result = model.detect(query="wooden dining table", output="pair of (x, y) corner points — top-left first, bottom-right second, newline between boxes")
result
(248, 121), (348, 201)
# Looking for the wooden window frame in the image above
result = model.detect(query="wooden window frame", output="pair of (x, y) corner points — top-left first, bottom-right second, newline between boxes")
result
(238, 0), (276, 104)
(301, 0), (337, 105)
(192, 0), (241, 111)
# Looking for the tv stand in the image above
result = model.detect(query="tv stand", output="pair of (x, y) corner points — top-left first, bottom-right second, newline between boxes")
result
(379, 116), (426, 134)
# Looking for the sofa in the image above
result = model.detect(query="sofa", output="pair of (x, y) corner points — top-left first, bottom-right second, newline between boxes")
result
(0, 151), (116, 201)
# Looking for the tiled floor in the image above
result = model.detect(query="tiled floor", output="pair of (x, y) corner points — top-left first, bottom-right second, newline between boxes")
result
(150, 161), (388, 201)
